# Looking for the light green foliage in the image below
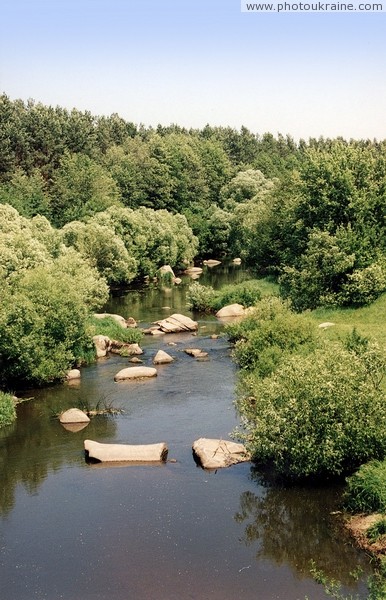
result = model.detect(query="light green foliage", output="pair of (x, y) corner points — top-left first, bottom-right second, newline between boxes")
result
(87, 316), (142, 345)
(187, 280), (263, 313)
(91, 206), (198, 276)
(0, 250), (108, 385)
(220, 169), (274, 206)
(0, 204), (52, 281)
(51, 153), (122, 226)
(235, 344), (386, 478)
(340, 257), (386, 306)
(344, 461), (386, 514)
(0, 392), (16, 427)
(186, 282), (218, 312)
(226, 297), (316, 376)
(61, 221), (137, 284)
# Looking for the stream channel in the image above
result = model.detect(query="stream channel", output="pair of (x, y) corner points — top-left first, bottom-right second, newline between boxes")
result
(0, 262), (374, 600)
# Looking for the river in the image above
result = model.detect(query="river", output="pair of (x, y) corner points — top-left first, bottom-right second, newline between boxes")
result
(0, 262), (372, 599)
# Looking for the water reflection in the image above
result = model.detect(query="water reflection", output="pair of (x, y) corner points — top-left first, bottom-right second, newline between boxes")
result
(0, 393), (117, 516)
(235, 468), (371, 588)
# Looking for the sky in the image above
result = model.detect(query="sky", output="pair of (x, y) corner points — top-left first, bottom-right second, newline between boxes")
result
(0, 0), (385, 140)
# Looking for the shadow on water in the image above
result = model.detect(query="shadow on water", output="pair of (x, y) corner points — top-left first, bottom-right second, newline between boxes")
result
(0, 262), (374, 599)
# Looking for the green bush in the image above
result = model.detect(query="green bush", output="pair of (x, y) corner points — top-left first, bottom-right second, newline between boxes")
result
(235, 344), (386, 479)
(187, 280), (263, 313)
(226, 297), (316, 376)
(0, 252), (108, 385)
(0, 392), (16, 427)
(186, 282), (218, 312)
(344, 460), (386, 514)
(87, 316), (143, 344)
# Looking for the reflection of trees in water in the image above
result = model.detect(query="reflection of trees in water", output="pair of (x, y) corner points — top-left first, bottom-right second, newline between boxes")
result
(235, 470), (370, 586)
(0, 394), (116, 516)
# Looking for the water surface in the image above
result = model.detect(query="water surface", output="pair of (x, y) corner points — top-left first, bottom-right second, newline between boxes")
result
(0, 263), (372, 599)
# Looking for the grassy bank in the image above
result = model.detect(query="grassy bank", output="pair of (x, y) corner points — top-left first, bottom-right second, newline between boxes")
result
(309, 293), (386, 348)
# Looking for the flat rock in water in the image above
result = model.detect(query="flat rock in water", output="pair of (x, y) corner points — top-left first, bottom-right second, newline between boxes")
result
(216, 304), (245, 318)
(184, 348), (208, 358)
(114, 366), (157, 381)
(192, 438), (250, 469)
(60, 408), (90, 424)
(153, 350), (174, 364)
(155, 313), (198, 333)
(84, 439), (168, 462)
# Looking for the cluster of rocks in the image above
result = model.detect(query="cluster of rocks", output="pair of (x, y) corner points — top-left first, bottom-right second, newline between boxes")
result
(58, 412), (250, 469)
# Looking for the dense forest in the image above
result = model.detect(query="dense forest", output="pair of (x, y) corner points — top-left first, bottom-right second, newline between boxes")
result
(0, 93), (385, 389)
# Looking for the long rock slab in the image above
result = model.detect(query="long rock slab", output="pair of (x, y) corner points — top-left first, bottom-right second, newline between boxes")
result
(114, 366), (157, 381)
(84, 439), (168, 462)
(192, 438), (250, 469)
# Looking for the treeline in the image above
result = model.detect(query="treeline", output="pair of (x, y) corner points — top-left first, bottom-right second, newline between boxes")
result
(0, 93), (385, 311)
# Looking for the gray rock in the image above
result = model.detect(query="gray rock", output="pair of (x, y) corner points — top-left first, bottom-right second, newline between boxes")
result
(192, 438), (250, 469)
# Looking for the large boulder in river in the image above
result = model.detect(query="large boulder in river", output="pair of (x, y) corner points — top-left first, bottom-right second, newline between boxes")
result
(192, 438), (250, 469)
(155, 313), (198, 333)
(84, 439), (168, 462)
(153, 350), (174, 364)
(216, 304), (245, 318)
(114, 366), (157, 381)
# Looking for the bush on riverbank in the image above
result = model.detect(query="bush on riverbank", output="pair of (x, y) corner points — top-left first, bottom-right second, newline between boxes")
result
(0, 251), (108, 386)
(226, 297), (317, 377)
(186, 280), (263, 313)
(0, 392), (16, 427)
(235, 343), (386, 479)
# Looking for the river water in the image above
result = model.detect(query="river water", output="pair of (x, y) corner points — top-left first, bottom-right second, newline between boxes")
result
(0, 262), (372, 600)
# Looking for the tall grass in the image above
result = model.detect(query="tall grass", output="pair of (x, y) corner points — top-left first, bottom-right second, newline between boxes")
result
(0, 392), (16, 427)
(344, 460), (386, 514)
(87, 316), (143, 344)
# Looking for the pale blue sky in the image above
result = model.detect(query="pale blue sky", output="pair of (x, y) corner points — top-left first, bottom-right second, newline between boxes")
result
(1, 0), (385, 139)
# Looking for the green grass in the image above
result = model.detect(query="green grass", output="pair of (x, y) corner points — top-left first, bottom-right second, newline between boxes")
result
(86, 316), (143, 344)
(308, 293), (386, 347)
(344, 460), (386, 514)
